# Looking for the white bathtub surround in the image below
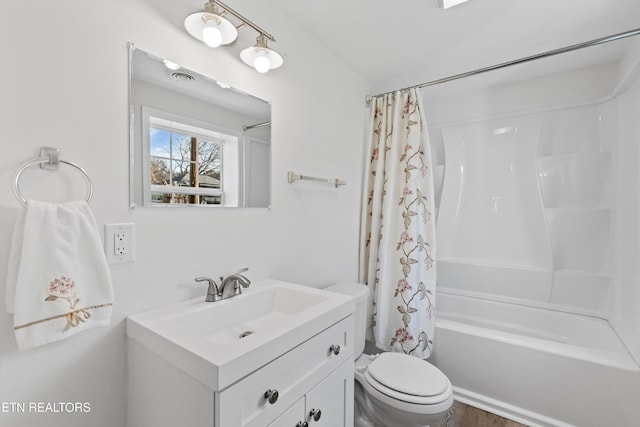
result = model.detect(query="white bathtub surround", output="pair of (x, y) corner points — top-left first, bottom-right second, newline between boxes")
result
(435, 101), (614, 316)
(423, 52), (640, 425)
(432, 292), (640, 427)
(360, 88), (437, 358)
(5, 201), (114, 351)
(438, 116), (553, 270)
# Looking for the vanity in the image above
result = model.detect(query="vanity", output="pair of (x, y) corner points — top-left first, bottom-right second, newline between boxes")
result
(126, 279), (355, 427)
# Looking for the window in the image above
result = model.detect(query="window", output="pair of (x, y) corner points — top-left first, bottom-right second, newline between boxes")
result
(143, 111), (240, 206)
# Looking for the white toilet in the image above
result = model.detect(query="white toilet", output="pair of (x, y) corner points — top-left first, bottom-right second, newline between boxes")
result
(327, 283), (454, 427)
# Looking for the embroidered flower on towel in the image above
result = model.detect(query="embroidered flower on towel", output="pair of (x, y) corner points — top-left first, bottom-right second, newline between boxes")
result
(45, 276), (91, 332)
(45, 276), (79, 309)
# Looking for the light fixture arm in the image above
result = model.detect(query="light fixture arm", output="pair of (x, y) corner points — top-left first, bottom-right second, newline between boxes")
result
(203, 2), (222, 16)
(209, 0), (276, 42)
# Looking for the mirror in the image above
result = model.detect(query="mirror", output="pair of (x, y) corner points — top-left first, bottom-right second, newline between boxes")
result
(129, 44), (271, 208)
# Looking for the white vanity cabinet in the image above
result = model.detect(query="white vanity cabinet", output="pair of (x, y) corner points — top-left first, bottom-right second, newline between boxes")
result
(270, 399), (306, 426)
(269, 361), (353, 427)
(127, 314), (354, 427)
(215, 316), (354, 426)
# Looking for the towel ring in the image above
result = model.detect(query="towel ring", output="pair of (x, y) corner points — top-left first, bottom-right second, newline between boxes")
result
(13, 157), (94, 207)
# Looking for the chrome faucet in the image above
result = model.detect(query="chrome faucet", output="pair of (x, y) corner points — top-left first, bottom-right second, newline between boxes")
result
(194, 268), (251, 302)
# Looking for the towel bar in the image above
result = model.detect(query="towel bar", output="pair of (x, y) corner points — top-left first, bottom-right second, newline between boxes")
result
(13, 147), (94, 206)
(287, 171), (347, 188)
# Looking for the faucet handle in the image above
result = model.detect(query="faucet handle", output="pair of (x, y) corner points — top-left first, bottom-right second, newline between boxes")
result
(195, 277), (217, 286)
(194, 277), (220, 302)
(235, 267), (249, 275)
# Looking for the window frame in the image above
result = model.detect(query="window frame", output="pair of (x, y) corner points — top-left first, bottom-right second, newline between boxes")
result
(141, 106), (241, 207)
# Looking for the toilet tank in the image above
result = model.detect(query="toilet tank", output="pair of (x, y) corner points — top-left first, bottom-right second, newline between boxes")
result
(325, 283), (369, 358)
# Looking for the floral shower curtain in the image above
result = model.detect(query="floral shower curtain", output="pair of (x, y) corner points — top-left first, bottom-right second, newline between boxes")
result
(360, 88), (437, 359)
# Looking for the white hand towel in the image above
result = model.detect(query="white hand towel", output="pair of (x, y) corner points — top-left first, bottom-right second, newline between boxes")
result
(5, 200), (114, 351)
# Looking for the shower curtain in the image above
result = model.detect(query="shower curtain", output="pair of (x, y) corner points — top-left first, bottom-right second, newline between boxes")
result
(360, 88), (437, 359)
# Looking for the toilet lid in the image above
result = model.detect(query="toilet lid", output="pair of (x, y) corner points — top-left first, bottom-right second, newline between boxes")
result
(367, 352), (449, 397)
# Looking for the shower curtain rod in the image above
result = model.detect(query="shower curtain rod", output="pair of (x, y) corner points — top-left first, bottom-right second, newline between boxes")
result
(366, 27), (640, 102)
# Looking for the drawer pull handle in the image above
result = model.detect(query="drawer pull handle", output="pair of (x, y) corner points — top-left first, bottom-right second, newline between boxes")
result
(296, 422), (309, 427)
(329, 344), (341, 356)
(264, 389), (279, 404)
(309, 408), (322, 422)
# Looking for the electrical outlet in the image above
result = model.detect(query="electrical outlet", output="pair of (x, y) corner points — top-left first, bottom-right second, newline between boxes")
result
(105, 223), (135, 264)
(114, 232), (127, 255)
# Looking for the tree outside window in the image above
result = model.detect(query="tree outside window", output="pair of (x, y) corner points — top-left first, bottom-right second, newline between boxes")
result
(149, 125), (224, 204)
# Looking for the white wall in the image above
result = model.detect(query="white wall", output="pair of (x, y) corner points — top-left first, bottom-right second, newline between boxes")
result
(0, 1), (368, 426)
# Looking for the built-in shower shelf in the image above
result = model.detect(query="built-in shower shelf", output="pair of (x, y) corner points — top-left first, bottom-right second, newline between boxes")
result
(438, 258), (551, 272)
(544, 207), (612, 212)
(554, 269), (611, 278)
(538, 151), (611, 160)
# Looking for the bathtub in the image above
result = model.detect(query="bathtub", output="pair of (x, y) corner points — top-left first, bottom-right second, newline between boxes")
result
(431, 291), (640, 427)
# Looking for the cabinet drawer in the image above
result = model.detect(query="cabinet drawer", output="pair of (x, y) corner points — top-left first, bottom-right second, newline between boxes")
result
(216, 315), (354, 427)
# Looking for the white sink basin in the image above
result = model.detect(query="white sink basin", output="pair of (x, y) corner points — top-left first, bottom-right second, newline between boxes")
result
(126, 279), (354, 391)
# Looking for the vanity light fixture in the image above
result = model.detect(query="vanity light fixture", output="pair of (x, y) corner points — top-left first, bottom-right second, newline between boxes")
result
(184, 1), (283, 73)
(184, 1), (238, 47)
(240, 35), (283, 74)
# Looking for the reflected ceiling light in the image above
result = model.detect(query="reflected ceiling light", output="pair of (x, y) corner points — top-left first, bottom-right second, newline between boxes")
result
(436, 0), (471, 9)
(184, 1), (238, 47)
(240, 35), (284, 74)
(163, 59), (180, 70)
(493, 126), (515, 135)
(184, 1), (283, 73)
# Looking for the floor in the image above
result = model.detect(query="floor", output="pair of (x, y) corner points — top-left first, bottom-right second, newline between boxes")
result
(431, 401), (528, 427)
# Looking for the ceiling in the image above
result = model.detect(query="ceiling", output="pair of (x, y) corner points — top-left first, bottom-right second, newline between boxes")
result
(268, 0), (640, 93)
(132, 47), (270, 122)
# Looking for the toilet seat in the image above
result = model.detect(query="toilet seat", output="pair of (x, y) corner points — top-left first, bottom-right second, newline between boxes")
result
(362, 352), (453, 408)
